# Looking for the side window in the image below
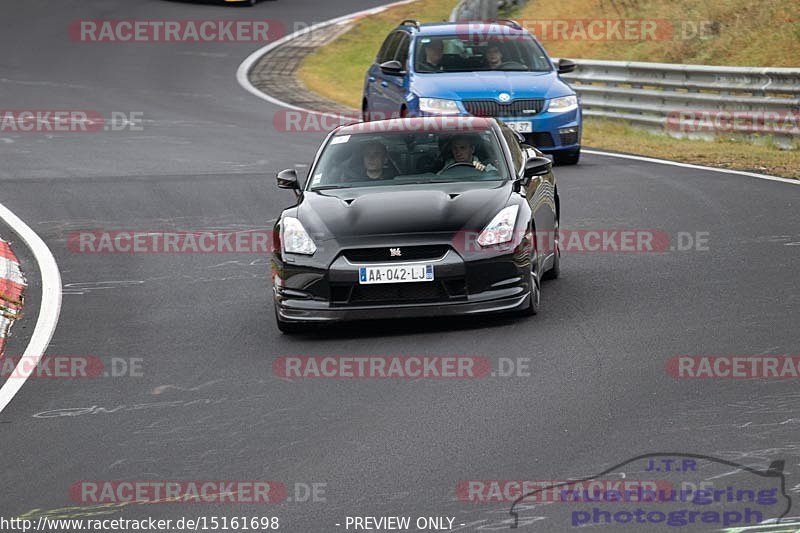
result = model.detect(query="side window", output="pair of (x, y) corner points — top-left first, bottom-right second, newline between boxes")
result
(499, 124), (525, 175)
(376, 33), (394, 63)
(378, 32), (403, 64)
(393, 33), (411, 69)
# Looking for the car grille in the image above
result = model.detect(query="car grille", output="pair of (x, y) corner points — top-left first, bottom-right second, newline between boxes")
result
(463, 99), (546, 117)
(342, 245), (449, 263)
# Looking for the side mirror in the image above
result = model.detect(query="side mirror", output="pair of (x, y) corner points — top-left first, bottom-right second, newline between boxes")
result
(276, 169), (300, 196)
(379, 60), (405, 76)
(523, 156), (552, 180)
(557, 58), (577, 74)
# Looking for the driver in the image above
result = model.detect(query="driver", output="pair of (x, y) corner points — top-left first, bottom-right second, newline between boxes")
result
(438, 135), (497, 173)
(485, 44), (504, 69)
(418, 40), (444, 72)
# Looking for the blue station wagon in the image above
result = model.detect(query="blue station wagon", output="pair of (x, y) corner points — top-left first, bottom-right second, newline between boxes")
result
(362, 20), (582, 165)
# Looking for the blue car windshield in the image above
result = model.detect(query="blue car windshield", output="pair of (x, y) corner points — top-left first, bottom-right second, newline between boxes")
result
(308, 129), (510, 190)
(414, 35), (552, 73)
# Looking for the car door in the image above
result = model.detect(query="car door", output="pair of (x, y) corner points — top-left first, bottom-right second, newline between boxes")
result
(365, 31), (404, 119)
(384, 32), (411, 117)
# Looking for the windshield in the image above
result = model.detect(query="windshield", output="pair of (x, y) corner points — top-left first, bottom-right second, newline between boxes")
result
(307, 130), (510, 190)
(414, 34), (552, 73)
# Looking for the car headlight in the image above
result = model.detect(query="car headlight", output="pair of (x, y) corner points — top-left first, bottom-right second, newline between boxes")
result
(548, 95), (578, 113)
(418, 97), (461, 115)
(477, 205), (519, 247)
(281, 216), (316, 255)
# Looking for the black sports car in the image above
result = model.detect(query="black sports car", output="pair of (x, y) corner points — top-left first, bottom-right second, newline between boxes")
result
(271, 117), (560, 333)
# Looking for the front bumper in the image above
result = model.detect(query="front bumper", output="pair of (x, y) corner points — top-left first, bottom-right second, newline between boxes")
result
(276, 289), (530, 322)
(273, 246), (533, 324)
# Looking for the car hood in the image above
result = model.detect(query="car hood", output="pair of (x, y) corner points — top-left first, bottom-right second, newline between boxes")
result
(411, 71), (572, 101)
(296, 181), (513, 241)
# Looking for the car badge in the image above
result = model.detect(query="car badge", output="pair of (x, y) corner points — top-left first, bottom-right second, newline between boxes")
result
(389, 247), (402, 257)
(498, 93), (511, 103)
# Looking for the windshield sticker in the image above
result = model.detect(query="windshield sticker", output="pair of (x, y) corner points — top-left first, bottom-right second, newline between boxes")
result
(330, 135), (350, 145)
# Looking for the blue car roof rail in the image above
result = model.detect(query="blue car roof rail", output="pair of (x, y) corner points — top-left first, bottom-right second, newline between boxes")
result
(490, 19), (523, 31)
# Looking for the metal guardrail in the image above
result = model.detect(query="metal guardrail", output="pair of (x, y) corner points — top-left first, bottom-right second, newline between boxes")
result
(450, 0), (800, 146)
(560, 60), (800, 143)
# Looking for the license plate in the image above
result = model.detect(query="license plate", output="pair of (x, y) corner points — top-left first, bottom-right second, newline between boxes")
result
(505, 121), (532, 133)
(358, 264), (434, 284)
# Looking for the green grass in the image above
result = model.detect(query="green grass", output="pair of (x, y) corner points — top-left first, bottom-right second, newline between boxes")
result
(583, 118), (800, 179)
(514, 0), (800, 67)
(298, 0), (459, 110)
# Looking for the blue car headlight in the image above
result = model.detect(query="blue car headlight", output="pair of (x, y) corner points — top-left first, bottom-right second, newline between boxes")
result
(418, 97), (461, 115)
(548, 95), (578, 113)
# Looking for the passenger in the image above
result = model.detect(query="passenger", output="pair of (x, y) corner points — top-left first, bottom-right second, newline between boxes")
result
(343, 141), (397, 181)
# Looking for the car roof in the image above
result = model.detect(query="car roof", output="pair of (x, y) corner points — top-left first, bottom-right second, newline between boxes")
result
(403, 21), (529, 37)
(335, 116), (496, 135)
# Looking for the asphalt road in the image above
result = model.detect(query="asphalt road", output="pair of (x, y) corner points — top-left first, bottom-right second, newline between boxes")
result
(1, 0), (799, 531)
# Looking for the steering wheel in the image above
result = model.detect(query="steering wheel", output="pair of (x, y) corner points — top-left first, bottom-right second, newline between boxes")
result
(500, 61), (527, 70)
(437, 162), (476, 174)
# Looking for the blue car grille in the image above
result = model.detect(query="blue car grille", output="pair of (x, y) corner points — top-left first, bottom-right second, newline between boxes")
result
(463, 99), (546, 117)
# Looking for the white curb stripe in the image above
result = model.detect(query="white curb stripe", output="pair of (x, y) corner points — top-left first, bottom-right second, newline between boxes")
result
(0, 255), (26, 286)
(582, 149), (799, 186)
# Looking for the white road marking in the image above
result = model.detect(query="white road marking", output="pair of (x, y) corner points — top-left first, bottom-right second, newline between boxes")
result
(0, 201), (62, 413)
(582, 149), (799, 186)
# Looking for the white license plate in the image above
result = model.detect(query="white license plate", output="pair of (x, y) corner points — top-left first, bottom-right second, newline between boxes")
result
(505, 121), (532, 133)
(358, 264), (434, 284)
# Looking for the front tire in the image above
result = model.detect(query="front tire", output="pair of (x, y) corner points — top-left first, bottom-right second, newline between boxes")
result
(553, 148), (580, 166)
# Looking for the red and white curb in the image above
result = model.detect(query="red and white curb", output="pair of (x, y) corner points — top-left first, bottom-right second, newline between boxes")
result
(0, 239), (26, 358)
(0, 201), (61, 414)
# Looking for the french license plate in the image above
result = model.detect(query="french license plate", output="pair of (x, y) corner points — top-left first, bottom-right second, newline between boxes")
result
(505, 121), (532, 133)
(358, 264), (434, 284)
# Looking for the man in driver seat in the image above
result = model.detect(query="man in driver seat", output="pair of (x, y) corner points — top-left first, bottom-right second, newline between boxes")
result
(438, 135), (497, 174)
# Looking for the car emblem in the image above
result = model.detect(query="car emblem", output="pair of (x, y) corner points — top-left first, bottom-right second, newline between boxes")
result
(389, 247), (402, 257)
(498, 93), (511, 103)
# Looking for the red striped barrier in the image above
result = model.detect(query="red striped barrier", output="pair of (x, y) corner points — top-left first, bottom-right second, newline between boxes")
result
(0, 239), (26, 358)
